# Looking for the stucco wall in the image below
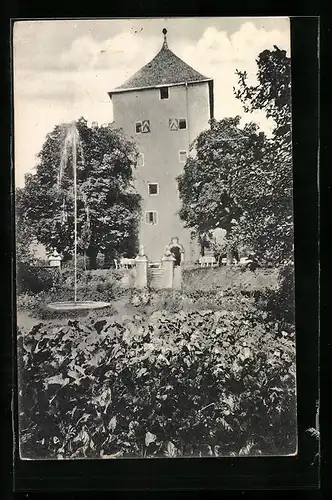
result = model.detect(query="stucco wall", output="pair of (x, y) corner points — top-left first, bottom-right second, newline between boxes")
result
(112, 81), (211, 262)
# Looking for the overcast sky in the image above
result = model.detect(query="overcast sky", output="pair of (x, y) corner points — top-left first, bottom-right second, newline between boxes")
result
(13, 17), (291, 187)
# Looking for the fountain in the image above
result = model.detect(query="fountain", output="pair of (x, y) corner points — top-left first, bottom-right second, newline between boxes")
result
(48, 122), (111, 312)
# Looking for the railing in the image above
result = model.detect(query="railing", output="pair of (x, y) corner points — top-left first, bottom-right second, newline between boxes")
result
(114, 258), (136, 269)
(198, 256), (217, 267)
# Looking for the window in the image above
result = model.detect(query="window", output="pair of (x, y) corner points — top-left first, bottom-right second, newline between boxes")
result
(160, 87), (169, 100)
(169, 118), (187, 131)
(135, 120), (150, 134)
(137, 153), (144, 167)
(179, 118), (187, 130)
(179, 150), (187, 163)
(169, 118), (178, 131)
(148, 183), (159, 195)
(145, 211), (158, 225)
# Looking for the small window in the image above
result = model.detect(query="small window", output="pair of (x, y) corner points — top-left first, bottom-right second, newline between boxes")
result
(179, 150), (187, 163)
(179, 118), (187, 130)
(169, 118), (179, 131)
(148, 183), (159, 195)
(145, 211), (158, 225)
(137, 153), (144, 167)
(160, 87), (169, 100)
(135, 120), (150, 134)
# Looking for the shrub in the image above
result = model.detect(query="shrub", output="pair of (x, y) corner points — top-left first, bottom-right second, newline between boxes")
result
(255, 262), (295, 326)
(18, 310), (296, 459)
(17, 263), (60, 294)
(17, 268), (118, 320)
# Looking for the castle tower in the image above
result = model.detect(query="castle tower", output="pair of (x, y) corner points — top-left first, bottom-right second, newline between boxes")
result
(108, 29), (214, 262)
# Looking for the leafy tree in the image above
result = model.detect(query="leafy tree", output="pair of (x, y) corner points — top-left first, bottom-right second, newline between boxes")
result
(178, 47), (293, 266)
(177, 116), (269, 260)
(17, 118), (141, 269)
(15, 188), (37, 267)
(233, 46), (293, 265)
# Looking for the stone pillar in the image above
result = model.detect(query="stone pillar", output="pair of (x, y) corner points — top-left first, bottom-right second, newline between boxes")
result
(135, 250), (148, 289)
(162, 253), (175, 289)
(173, 264), (182, 290)
(48, 249), (62, 270)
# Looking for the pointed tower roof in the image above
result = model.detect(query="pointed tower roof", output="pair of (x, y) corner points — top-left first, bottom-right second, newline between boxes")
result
(109, 28), (211, 95)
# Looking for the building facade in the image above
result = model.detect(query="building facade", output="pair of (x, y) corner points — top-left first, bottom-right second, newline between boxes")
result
(108, 30), (214, 262)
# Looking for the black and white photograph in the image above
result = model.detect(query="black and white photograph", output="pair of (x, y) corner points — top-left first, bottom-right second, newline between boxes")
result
(14, 17), (297, 460)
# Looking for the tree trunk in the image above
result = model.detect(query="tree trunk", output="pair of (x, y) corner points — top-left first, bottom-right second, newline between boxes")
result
(104, 248), (114, 269)
(226, 248), (233, 266)
(87, 246), (98, 270)
(225, 239), (233, 266)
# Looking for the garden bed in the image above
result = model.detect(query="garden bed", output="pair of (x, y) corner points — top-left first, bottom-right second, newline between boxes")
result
(18, 308), (296, 459)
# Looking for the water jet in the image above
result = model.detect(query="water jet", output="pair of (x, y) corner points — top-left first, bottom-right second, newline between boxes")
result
(47, 122), (110, 313)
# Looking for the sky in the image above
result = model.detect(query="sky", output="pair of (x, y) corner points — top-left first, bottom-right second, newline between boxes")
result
(13, 17), (291, 188)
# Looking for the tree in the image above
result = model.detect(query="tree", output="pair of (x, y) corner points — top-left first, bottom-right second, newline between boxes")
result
(15, 189), (35, 265)
(178, 47), (293, 266)
(17, 118), (141, 269)
(177, 116), (269, 261)
(233, 47), (293, 265)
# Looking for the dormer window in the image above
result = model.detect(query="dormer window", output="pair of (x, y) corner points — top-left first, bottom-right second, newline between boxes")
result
(160, 87), (169, 100)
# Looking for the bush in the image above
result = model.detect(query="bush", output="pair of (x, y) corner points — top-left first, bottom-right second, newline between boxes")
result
(17, 268), (118, 319)
(17, 263), (60, 294)
(255, 262), (295, 326)
(18, 310), (296, 459)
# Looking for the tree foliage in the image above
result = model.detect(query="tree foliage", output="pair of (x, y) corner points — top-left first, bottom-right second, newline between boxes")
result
(16, 118), (141, 268)
(177, 116), (269, 257)
(178, 47), (293, 266)
(233, 47), (293, 265)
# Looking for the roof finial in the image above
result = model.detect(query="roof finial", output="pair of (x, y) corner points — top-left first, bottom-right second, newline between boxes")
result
(162, 28), (168, 49)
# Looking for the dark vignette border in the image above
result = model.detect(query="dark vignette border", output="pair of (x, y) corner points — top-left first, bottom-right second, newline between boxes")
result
(1, 10), (319, 496)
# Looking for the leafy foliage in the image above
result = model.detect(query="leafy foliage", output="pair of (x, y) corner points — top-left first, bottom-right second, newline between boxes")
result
(233, 47), (293, 265)
(17, 266), (60, 295)
(18, 309), (296, 459)
(178, 47), (293, 267)
(177, 116), (258, 235)
(17, 268), (120, 319)
(16, 118), (141, 269)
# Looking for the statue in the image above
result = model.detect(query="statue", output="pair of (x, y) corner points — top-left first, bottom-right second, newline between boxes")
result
(167, 236), (184, 267)
(139, 244), (145, 257)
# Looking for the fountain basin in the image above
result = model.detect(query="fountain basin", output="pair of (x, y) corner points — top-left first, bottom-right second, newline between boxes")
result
(47, 301), (111, 311)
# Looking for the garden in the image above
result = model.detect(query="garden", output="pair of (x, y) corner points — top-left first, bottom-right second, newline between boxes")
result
(16, 44), (296, 459)
(17, 264), (297, 459)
